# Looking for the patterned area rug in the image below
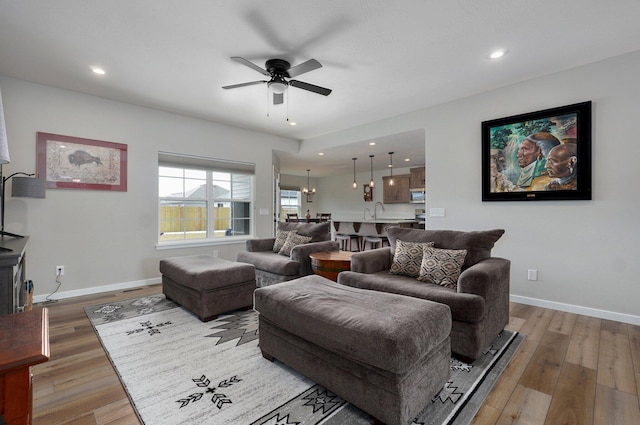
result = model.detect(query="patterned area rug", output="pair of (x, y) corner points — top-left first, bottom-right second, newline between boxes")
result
(85, 295), (523, 425)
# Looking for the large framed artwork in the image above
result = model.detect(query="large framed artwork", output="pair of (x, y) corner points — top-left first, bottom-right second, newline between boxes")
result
(36, 132), (128, 191)
(481, 101), (591, 201)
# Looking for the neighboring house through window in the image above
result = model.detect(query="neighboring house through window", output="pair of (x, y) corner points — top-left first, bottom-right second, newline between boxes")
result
(280, 188), (301, 220)
(158, 152), (254, 245)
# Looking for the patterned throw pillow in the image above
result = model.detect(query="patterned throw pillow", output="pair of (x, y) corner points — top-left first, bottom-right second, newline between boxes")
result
(389, 239), (435, 277)
(273, 230), (292, 253)
(278, 232), (313, 256)
(417, 246), (467, 289)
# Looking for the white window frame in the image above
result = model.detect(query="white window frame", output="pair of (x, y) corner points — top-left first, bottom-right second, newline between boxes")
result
(279, 188), (302, 221)
(157, 152), (255, 249)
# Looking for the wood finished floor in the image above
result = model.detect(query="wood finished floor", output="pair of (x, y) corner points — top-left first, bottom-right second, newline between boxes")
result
(30, 284), (640, 425)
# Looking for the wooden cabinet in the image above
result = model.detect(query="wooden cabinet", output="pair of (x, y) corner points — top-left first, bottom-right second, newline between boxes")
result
(410, 167), (425, 189)
(0, 308), (49, 425)
(382, 174), (410, 204)
(0, 237), (28, 316)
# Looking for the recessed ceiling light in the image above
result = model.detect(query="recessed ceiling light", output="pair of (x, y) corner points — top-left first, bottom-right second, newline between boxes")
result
(289, 121), (297, 126)
(488, 49), (508, 60)
(91, 66), (106, 75)
(369, 142), (376, 146)
(404, 158), (410, 162)
(318, 152), (324, 156)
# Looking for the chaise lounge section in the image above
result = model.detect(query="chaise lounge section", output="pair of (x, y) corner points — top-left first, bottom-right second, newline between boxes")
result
(338, 227), (510, 361)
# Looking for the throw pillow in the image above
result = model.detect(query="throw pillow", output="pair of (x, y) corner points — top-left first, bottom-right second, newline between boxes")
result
(273, 229), (293, 253)
(387, 227), (504, 270)
(389, 239), (435, 277)
(417, 246), (467, 289)
(278, 232), (313, 256)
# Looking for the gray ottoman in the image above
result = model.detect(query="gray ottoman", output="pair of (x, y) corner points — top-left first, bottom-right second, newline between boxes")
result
(254, 275), (451, 425)
(160, 255), (256, 322)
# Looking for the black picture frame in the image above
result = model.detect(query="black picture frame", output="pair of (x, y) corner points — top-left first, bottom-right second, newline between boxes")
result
(481, 101), (591, 201)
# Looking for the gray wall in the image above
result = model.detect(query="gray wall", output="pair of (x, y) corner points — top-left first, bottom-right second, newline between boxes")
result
(3, 50), (640, 324)
(1, 77), (298, 299)
(302, 51), (640, 324)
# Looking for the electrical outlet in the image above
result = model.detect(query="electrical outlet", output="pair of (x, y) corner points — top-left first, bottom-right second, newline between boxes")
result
(527, 269), (538, 281)
(56, 265), (65, 276)
(213, 250), (219, 258)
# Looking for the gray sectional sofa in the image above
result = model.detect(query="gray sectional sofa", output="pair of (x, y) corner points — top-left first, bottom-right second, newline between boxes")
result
(237, 221), (339, 287)
(338, 227), (510, 361)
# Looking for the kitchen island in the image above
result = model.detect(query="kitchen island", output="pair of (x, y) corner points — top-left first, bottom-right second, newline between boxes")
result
(331, 219), (420, 236)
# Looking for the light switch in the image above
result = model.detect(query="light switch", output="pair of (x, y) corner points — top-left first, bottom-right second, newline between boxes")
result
(429, 208), (446, 217)
(259, 208), (269, 216)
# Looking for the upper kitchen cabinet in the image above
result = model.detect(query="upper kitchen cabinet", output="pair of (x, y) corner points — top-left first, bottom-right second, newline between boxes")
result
(410, 167), (425, 189)
(382, 174), (410, 204)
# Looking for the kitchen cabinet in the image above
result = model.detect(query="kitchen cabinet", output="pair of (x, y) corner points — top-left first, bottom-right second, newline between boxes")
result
(382, 174), (410, 204)
(410, 167), (425, 189)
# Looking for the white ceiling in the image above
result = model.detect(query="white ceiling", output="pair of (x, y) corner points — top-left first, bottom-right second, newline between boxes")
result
(2, 1), (639, 176)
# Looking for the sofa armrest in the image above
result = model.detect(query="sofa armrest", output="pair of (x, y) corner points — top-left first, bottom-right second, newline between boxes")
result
(246, 238), (276, 252)
(458, 257), (510, 297)
(458, 257), (511, 329)
(291, 240), (340, 276)
(350, 247), (392, 274)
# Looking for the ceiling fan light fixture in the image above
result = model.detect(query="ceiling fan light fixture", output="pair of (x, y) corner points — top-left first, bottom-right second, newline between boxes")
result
(268, 76), (288, 94)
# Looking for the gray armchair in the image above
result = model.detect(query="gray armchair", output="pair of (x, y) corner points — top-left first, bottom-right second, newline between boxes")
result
(237, 221), (339, 287)
(337, 227), (510, 361)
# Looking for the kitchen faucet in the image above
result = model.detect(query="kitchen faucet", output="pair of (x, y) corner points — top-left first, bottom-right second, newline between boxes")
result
(374, 202), (385, 220)
(363, 207), (373, 220)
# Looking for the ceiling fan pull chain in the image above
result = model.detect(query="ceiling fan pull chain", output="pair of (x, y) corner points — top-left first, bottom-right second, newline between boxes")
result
(266, 86), (270, 117)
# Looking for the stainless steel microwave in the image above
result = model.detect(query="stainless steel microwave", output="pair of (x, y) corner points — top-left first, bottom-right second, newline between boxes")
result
(410, 189), (425, 203)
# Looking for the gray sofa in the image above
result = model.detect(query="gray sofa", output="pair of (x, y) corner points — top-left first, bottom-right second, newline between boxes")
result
(338, 227), (510, 361)
(237, 221), (339, 287)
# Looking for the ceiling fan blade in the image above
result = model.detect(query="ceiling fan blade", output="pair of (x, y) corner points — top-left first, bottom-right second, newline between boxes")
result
(287, 59), (322, 78)
(230, 57), (270, 76)
(289, 80), (332, 96)
(222, 80), (267, 90)
(273, 93), (284, 105)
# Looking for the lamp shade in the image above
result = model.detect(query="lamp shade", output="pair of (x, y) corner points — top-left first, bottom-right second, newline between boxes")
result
(12, 176), (46, 198)
(268, 76), (288, 94)
(0, 86), (10, 164)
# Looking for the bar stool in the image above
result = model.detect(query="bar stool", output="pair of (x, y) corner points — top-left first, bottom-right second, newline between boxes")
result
(361, 236), (382, 250)
(335, 234), (360, 252)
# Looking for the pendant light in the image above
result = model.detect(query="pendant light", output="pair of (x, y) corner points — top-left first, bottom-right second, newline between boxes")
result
(369, 155), (375, 188)
(388, 151), (394, 186)
(352, 157), (358, 189)
(303, 169), (316, 194)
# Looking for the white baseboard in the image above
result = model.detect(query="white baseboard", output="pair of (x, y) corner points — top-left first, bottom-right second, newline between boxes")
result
(33, 277), (162, 304)
(31, 281), (639, 326)
(510, 294), (640, 326)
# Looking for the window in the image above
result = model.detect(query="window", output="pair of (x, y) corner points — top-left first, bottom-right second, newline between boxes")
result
(158, 152), (255, 245)
(280, 189), (301, 220)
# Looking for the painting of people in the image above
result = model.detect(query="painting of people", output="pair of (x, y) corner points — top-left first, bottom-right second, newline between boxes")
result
(482, 102), (591, 201)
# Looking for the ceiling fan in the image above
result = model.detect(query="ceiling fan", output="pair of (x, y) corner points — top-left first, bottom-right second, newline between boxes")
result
(222, 57), (332, 105)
